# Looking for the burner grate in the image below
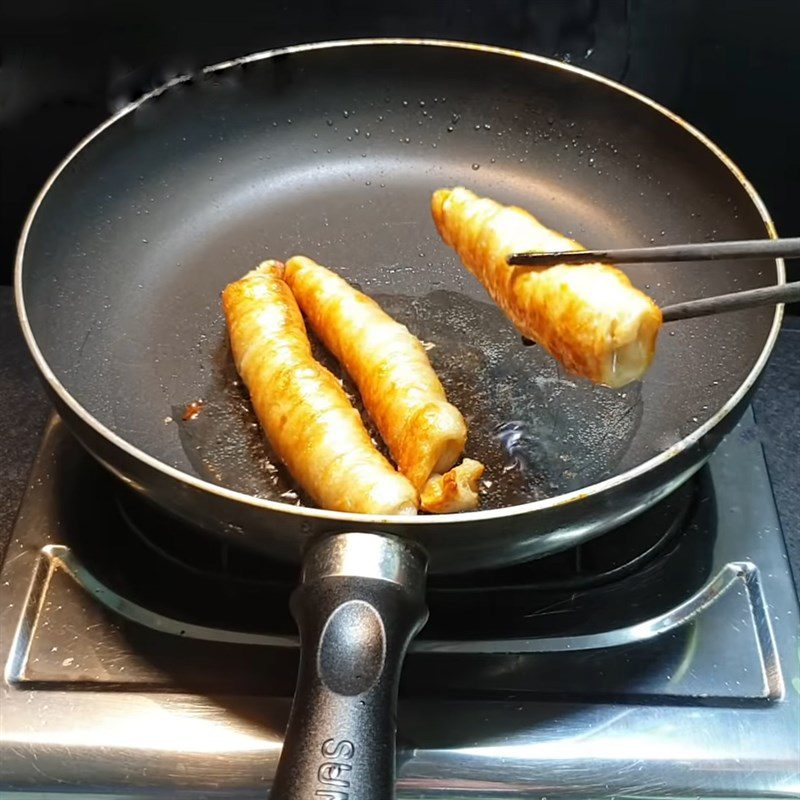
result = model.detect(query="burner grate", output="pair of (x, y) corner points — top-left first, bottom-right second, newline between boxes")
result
(114, 467), (702, 593)
(58, 458), (717, 640)
(31, 420), (719, 641)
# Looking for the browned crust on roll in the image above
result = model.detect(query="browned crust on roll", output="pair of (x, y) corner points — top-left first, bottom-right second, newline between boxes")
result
(431, 187), (662, 388)
(285, 255), (471, 491)
(222, 260), (418, 515)
(421, 459), (485, 514)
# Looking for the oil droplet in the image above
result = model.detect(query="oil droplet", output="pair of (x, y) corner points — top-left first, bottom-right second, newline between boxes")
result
(447, 126), (454, 132)
(471, 163), (480, 170)
(343, 110), (350, 118)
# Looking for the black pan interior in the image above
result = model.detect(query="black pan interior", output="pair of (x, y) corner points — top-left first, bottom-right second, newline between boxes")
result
(20, 43), (777, 510)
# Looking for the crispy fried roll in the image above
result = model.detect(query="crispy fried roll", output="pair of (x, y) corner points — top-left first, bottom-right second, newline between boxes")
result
(284, 255), (469, 491)
(420, 459), (484, 514)
(431, 187), (662, 388)
(222, 260), (418, 515)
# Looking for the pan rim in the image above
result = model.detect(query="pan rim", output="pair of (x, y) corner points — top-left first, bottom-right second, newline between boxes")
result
(15, 37), (785, 526)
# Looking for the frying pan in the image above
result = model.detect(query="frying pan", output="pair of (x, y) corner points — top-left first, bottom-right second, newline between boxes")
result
(16, 40), (783, 799)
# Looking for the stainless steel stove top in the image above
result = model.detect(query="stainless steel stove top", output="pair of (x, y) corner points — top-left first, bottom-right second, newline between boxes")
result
(1, 409), (799, 798)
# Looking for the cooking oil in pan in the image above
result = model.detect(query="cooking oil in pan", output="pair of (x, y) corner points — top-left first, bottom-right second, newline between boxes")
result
(176, 290), (642, 510)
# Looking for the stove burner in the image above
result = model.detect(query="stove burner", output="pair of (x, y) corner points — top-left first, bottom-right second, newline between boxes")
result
(56, 447), (716, 640)
(118, 474), (697, 593)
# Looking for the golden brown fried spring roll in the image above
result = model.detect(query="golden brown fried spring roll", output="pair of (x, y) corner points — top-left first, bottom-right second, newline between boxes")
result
(431, 187), (662, 388)
(222, 260), (418, 515)
(284, 256), (469, 492)
(420, 459), (484, 514)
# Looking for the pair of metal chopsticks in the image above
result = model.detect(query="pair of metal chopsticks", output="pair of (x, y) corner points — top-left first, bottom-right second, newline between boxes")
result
(507, 237), (800, 322)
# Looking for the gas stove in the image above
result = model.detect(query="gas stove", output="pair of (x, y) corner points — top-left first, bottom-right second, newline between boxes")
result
(1, 409), (798, 798)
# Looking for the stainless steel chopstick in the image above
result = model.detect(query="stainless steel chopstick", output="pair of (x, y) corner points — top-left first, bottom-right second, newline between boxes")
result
(660, 282), (800, 322)
(507, 237), (800, 268)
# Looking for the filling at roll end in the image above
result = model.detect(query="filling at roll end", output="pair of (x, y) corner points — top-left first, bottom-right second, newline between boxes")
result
(602, 304), (663, 389)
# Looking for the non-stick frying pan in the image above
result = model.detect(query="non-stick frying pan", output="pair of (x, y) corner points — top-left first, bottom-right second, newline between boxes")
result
(16, 40), (783, 799)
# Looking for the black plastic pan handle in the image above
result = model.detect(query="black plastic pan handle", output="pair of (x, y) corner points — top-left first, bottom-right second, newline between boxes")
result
(270, 532), (428, 800)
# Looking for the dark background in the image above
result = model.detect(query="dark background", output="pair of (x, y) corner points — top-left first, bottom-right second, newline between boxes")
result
(2, 0), (799, 291)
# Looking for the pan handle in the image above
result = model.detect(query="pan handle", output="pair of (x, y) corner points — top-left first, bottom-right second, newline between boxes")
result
(270, 532), (428, 800)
